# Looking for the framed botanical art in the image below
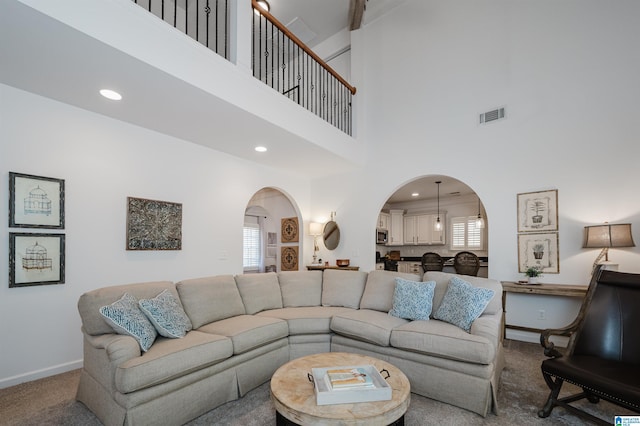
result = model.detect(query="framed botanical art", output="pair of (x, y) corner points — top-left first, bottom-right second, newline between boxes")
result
(9, 232), (66, 287)
(126, 197), (182, 250)
(281, 246), (299, 271)
(9, 172), (65, 229)
(517, 189), (558, 233)
(281, 217), (299, 243)
(518, 232), (559, 274)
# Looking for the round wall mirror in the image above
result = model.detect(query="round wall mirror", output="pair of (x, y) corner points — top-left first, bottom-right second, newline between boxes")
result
(323, 221), (340, 250)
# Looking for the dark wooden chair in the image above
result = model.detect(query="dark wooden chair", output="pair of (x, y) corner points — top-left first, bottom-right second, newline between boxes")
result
(453, 251), (480, 276)
(421, 252), (443, 272)
(538, 266), (640, 424)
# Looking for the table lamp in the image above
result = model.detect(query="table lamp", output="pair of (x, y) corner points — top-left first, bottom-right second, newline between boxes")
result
(583, 223), (634, 272)
(309, 222), (323, 264)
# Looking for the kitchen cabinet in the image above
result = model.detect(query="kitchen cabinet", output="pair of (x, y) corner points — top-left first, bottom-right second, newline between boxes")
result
(387, 210), (404, 246)
(377, 212), (390, 230)
(403, 214), (445, 245)
(398, 261), (422, 274)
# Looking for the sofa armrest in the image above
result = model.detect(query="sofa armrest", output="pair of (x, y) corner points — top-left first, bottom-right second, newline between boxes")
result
(84, 332), (141, 364)
(470, 311), (501, 348)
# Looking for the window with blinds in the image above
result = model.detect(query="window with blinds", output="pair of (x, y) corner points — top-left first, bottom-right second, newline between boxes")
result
(450, 216), (483, 250)
(243, 219), (261, 272)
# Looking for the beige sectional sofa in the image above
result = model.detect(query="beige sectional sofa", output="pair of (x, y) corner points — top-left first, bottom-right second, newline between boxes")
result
(76, 269), (505, 426)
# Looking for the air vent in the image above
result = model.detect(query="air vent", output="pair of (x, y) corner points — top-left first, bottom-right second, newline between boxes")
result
(479, 107), (506, 125)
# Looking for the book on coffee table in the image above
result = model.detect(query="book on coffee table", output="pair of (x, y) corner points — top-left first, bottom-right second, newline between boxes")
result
(325, 367), (375, 390)
(311, 364), (391, 405)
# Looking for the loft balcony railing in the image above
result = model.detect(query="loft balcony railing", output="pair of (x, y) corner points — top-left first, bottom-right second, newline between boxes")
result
(251, 1), (356, 135)
(132, 0), (230, 59)
(130, 0), (355, 135)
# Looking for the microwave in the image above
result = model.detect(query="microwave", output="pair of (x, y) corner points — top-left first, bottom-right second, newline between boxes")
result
(376, 229), (388, 244)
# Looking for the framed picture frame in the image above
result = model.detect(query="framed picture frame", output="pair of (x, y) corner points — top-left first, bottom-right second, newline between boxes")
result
(9, 232), (66, 287)
(281, 217), (299, 243)
(281, 246), (299, 271)
(517, 189), (558, 232)
(9, 172), (65, 229)
(126, 197), (182, 250)
(518, 232), (559, 274)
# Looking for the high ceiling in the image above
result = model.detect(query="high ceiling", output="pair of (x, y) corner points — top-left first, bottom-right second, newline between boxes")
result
(0, 0), (402, 178)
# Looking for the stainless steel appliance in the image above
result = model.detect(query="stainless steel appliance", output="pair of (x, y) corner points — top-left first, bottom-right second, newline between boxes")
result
(376, 229), (388, 244)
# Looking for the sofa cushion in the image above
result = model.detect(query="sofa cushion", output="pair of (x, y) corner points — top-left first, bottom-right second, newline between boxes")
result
(197, 315), (288, 355)
(424, 271), (502, 315)
(321, 269), (368, 309)
(258, 306), (354, 335)
(115, 330), (233, 393)
(99, 293), (157, 352)
(389, 278), (436, 321)
(390, 320), (496, 364)
(433, 276), (495, 332)
(360, 270), (421, 312)
(235, 273), (283, 314)
(278, 271), (322, 307)
(139, 289), (193, 338)
(176, 275), (245, 328)
(330, 309), (408, 346)
(79, 281), (177, 336)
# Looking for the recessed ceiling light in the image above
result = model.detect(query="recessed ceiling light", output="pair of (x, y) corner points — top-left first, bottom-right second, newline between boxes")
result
(99, 89), (122, 101)
(411, 192), (419, 197)
(255, 146), (267, 152)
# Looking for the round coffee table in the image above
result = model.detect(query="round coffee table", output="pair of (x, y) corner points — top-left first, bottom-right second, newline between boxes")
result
(270, 352), (410, 425)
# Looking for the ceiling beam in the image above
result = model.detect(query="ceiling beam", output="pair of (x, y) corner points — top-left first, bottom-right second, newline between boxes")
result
(349, 0), (366, 30)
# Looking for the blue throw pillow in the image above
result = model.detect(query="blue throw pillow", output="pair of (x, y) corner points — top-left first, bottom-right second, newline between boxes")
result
(433, 276), (495, 332)
(99, 293), (157, 352)
(388, 278), (436, 321)
(139, 289), (193, 338)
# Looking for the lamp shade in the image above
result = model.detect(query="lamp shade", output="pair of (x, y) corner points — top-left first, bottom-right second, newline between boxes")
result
(309, 222), (323, 236)
(583, 223), (635, 248)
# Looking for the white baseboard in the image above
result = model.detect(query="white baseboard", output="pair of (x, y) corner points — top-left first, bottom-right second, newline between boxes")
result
(0, 359), (83, 389)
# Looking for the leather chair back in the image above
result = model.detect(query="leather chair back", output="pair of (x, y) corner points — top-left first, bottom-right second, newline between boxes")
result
(572, 270), (640, 364)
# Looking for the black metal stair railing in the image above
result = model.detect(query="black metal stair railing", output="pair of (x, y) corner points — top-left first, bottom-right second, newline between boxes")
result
(132, 0), (229, 59)
(130, 0), (355, 135)
(252, 1), (356, 135)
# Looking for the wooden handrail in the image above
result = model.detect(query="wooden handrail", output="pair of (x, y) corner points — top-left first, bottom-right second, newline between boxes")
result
(251, 0), (356, 95)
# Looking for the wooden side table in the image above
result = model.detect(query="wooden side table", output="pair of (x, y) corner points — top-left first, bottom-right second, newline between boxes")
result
(306, 265), (360, 271)
(501, 281), (588, 337)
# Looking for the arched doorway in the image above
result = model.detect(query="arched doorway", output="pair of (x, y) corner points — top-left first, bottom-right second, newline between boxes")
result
(376, 175), (488, 276)
(244, 187), (300, 273)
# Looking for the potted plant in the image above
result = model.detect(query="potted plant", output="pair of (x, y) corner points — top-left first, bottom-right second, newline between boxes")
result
(533, 243), (545, 260)
(530, 201), (546, 224)
(524, 265), (543, 284)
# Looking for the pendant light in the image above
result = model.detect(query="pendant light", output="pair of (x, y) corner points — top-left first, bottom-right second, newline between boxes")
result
(475, 197), (485, 229)
(434, 181), (442, 231)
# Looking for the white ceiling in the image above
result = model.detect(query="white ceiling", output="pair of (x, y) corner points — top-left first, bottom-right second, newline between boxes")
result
(385, 176), (478, 205)
(0, 0), (403, 178)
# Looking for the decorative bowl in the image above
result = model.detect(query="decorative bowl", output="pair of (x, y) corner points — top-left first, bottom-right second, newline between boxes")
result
(336, 259), (350, 267)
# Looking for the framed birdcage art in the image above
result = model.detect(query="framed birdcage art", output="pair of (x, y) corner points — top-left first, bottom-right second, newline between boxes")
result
(9, 232), (66, 287)
(9, 172), (65, 229)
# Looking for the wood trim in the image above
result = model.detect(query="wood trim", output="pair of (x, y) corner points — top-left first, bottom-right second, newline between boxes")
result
(251, 0), (357, 95)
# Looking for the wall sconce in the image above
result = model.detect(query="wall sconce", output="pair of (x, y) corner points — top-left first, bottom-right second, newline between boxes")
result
(583, 223), (635, 272)
(309, 222), (323, 264)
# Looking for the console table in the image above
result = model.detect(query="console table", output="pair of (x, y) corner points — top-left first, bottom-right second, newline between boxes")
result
(306, 265), (360, 271)
(501, 281), (588, 337)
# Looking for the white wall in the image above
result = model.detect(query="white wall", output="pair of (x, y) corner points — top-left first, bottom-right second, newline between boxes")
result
(312, 0), (640, 341)
(0, 84), (312, 387)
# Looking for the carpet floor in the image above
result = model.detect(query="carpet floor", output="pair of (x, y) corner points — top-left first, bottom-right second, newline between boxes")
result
(0, 340), (632, 425)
